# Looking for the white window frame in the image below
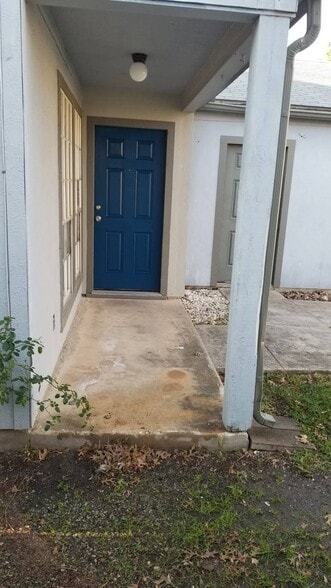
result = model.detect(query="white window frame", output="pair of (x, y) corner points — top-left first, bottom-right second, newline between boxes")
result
(58, 74), (83, 328)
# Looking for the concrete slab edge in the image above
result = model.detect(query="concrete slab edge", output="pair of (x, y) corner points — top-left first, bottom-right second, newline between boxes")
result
(191, 323), (225, 396)
(0, 429), (249, 453)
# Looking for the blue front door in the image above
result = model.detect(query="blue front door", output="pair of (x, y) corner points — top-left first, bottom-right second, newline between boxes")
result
(93, 126), (167, 291)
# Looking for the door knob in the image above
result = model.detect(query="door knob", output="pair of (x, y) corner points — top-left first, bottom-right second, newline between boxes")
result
(95, 215), (102, 222)
(95, 205), (101, 210)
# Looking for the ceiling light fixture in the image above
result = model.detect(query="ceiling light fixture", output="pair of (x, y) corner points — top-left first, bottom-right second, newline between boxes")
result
(129, 53), (148, 82)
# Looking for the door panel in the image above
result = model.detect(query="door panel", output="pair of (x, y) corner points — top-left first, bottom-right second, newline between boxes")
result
(93, 126), (166, 291)
(216, 143), (290, 284)
(218, 144), (242, 282)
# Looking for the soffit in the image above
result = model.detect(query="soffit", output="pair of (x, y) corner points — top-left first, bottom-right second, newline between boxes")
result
(49, 6), (240, 94)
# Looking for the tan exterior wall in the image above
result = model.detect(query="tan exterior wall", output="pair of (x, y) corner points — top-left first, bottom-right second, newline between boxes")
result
(22, 3), (83, 420)
(83, 88), (194, 297)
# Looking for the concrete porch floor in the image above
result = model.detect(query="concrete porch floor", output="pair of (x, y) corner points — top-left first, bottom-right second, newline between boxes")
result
(33, 298), (245, 450)
(29, 289), (326, 452)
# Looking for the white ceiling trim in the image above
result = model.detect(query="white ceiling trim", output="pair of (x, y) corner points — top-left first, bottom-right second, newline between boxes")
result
(28, 0), (299, 20)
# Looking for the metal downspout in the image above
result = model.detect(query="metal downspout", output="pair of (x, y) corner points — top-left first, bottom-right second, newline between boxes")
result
(253, 0), (321, 427)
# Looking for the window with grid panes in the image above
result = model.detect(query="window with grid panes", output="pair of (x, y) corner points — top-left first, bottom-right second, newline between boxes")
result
(59, 81), (82, 325)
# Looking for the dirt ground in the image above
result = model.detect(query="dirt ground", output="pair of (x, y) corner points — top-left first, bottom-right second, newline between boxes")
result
(0, 447), (330, 588)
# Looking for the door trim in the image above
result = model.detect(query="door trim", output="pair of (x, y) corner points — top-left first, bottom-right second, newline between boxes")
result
(210, 135), (295, 287)
(272, 139), (296, 287)
(86, 117), (175, 296)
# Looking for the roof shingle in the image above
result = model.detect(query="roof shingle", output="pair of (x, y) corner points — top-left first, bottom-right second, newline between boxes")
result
(217, 60), (331, 108)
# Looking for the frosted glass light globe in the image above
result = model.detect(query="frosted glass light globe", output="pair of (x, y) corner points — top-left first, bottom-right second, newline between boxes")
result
(129, 61), (148, 82)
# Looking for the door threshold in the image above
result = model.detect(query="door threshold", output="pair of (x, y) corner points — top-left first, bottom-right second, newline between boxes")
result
(88, 290), (166, 300)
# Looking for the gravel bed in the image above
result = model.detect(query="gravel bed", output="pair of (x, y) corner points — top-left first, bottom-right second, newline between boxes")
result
(182, 288), (229, 325)
(281, 289), (331, 302)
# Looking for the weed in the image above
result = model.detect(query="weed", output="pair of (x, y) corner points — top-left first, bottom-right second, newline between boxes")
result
(112, 478), (130, 494)
(227, 482), (245, 500)
(56, 477), (73, 494)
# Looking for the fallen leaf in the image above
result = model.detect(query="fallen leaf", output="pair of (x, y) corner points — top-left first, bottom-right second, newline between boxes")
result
(251, 557), (259, 565)
(91, 443), (170, 484)
(324, 514), (331, 526)
(200, 550), (217, 559)
(236, 553), (249, 563)
(38, 448), (48, 461)
(154, 575), (174, 587)
(201, 559), (217, 571)
(296, 434), (309, 444)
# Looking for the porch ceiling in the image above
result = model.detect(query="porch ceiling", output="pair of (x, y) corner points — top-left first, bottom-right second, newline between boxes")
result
(36, 1), (258, 110)
(48, 6), (234, 95)
(33, 0), (300, 110)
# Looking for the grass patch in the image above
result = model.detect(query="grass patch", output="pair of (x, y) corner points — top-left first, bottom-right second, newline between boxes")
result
(0, 374), (329, 588)
(263, 372), (331, 474)
(0, 448), (329, 587)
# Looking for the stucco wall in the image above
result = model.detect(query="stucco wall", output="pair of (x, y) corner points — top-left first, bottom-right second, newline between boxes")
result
(83, 88), (194, 298)
(280, 119), (331, 288)
(0, 75), (9, 318)
(22, 3), (83, 420)
(187, 110), (331, 289)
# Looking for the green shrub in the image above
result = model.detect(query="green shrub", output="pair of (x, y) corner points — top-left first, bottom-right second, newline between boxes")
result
(0, 316), (91, 431)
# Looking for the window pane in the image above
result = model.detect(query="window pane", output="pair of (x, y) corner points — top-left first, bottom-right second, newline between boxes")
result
(63, 221), (71, 258)
(59, 89), (82, 310)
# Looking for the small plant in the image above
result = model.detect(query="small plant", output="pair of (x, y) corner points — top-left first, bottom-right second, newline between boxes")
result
(0, 316), (91, 431)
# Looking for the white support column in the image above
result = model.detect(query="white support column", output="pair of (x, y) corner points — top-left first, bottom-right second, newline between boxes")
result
(222, 14), (290, 432)
(0, 0), (31, 429)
